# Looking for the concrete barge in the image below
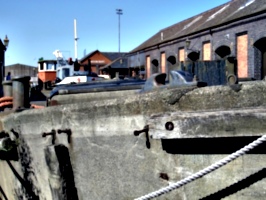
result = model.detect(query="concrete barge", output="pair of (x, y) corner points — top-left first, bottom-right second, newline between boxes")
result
(1, 81), (266, 199)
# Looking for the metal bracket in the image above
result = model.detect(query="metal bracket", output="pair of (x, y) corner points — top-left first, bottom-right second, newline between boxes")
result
(134, 125), (150, 149)
(57, 129), (72, 143)
(42, 129), (56, 144)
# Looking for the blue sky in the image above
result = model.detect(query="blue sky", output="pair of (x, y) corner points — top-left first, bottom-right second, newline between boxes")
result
(1, 0), (229, 67)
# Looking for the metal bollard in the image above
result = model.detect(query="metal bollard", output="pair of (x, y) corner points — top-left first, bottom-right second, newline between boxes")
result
(2, 80), (12, 97)
(12, 76), (31, 110)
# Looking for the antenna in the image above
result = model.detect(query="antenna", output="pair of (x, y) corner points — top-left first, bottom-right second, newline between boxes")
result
(74, 19), (79, 59)
(84, 49), (86, 57)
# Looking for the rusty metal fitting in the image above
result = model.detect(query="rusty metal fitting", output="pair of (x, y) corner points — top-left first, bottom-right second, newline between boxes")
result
(133, 125), (150, 149)
(134, 125), (149, 136)
(10, 129), (19, 138)
(57, 129), (72, 143)
(42, 129), (56, 144)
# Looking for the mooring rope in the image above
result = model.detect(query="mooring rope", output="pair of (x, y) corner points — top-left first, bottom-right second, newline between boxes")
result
(135, 135), (266, 200)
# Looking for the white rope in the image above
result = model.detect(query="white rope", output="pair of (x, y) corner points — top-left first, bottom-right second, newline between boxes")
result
(135, 135), (266, 200)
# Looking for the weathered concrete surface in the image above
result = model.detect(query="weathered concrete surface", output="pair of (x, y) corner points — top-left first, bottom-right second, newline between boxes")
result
(0, 81), (266, 199)
(48, 89), (139, 106)
(50, 81), (266, 112)
(175, 82), (266, 111)
(149, 107), (266, 139)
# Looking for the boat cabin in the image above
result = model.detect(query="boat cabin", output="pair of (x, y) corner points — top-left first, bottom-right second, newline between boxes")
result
(38, 59), (57, 83)
(38, 58), (77, 83)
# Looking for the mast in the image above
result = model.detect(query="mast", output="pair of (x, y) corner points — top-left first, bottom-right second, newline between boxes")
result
(74, 19), (78, 60)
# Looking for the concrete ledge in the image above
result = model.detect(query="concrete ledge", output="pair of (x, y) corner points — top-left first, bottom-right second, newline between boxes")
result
(175, 81), (266, 111)
(48, 89), (139, 106)
(149, 108), (266, 139)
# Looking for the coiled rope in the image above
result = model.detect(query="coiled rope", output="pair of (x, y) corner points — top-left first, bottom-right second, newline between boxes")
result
(135, 135), (266, 200)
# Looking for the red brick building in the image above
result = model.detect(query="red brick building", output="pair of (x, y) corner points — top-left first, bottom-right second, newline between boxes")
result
(79, 50), (128, 78)
(127, 0), (266, 81)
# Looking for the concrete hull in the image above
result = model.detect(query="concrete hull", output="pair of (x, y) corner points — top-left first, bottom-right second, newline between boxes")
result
(1, 81), (266, 199)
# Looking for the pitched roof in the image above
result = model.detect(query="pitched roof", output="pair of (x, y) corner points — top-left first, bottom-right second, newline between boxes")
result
(131, 0), (266, 52)
(100, 57), (128, 70)
(79, 50), (99, 62)
(79, 50), (127, 62)
(101, 52), (127, 61)
(6, 63), (37, 68)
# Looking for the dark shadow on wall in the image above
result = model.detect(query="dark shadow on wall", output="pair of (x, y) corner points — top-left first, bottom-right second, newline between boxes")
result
(45, 144), (78, 200)
(151, 59), (159, 67)
(54, 144), (79, 200)
(12, 132), (40, 199)
(200, 168), (266, 200)
(161, 136), (266, 154)
(167, 56), (176, 65)
(0, 147), (18, 161)
(187, 51), (200, 62)
(6, 160), (39, 200)
(0, 185), (8, 200)
(215, 45), (231, 59)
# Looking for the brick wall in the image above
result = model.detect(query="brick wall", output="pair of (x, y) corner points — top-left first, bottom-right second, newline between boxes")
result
(128, 13), (266, 81)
